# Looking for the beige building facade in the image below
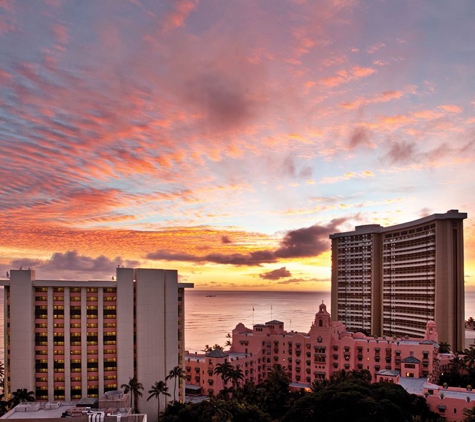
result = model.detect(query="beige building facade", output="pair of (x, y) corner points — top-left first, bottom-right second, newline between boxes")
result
(330, 210), (467, 350)
(1, 268), (192, 419)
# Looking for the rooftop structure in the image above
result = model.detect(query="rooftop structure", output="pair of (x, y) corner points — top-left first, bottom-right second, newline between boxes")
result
(329, 210), (467, 350)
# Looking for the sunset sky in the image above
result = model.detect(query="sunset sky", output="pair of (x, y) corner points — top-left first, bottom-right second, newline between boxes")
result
(0, 0), (474, 291)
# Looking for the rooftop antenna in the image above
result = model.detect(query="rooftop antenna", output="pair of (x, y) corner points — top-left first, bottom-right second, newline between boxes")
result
(271, 305), (273, 320)
(252, 306), (255, 326)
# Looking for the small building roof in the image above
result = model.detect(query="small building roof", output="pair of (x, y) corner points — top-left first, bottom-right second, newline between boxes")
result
(402, 355), (421, 364)
(377, 370), (399, 377)
(205, 349), (229, 358)
(265, 320), (284, 325)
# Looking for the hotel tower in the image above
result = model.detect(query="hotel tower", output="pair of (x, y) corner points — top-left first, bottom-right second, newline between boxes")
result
(1, 267), (192, 417)
(330, 210), (467, 351)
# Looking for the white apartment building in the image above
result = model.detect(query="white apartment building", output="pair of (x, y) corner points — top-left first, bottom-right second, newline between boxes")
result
(1, 268), (193, 419)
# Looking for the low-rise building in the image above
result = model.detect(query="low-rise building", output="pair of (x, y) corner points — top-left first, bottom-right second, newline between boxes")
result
(185, 302), (439, 392)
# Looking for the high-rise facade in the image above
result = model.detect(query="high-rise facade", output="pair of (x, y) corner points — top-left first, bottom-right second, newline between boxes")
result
(330, 210), (467, 350)
(1, 267), (192, 418)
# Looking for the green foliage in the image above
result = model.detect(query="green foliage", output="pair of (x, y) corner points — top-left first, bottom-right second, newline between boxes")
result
(148, 381), (171, 422)
(121, 376), (144, 413)
(162, 368), (440, 422)
(283, 380), (440, 422)
(8, 388), (35, 408)
(166, 366), (187, 402)
(439, 347), (475, 389)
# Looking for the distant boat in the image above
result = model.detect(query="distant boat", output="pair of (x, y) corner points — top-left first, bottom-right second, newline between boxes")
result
(205, 294), (216, 297)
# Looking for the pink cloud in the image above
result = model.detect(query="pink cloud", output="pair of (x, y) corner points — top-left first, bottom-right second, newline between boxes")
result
(162, 0), (197, 32)
(320, 66), (376, 87)
(366, 42), (385, 54)
(438, 104), (463, 113)
(340, 89), (403, 109)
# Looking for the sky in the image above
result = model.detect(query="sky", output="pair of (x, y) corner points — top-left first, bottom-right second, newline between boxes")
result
(0, 0), (474, 291)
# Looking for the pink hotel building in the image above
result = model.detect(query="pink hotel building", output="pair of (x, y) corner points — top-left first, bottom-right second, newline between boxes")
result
(1, 268), (193, 418)
(185, 303), (475, 420)
(185, 302), (439, 392)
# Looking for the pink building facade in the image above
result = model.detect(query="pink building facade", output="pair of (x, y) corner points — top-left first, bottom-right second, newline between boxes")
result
(185, 303), (475, 420)
(185, 302), (439, 392)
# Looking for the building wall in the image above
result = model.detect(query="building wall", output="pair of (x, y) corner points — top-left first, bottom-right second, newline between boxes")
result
(2, 267), (192, 422)
(330, 210), (467, 350)
(8, 270), (36, 395)
(185, 303), (439, 394)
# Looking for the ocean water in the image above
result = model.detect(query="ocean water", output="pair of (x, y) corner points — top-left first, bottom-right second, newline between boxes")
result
(1, 289), (475, 361)
(184, 290), (331, 353)
(184, 290), (475, 354)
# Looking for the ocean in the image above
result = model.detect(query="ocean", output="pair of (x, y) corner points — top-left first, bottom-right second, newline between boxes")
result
(1, 289), (475, 360)
(184, 290), (475, 353)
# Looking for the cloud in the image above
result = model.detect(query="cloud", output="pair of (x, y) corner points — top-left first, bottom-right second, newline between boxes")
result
(147, 219), (347, 266)
(348, 126), (372, 149)
(320, 66), (376, 87)
(161, 0), (197, 32)
(438, 104), (463, 113)
(146, 249), (277, 266)
(275, 219), (346, 258)
(340, 90), (404, 110)
(221, 236), (232, 244)
(281, 156), (313, 179)
(259, 267), (292, 280)
(319, 171), (374, 185)
(366, 42), (385, 54)
(8, 251), (140, 279)
(275, 276), (330, 285)
(383, 141), (418, 165)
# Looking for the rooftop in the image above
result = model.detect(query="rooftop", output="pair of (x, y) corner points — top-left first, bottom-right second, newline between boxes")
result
(0, 402), (134, 420)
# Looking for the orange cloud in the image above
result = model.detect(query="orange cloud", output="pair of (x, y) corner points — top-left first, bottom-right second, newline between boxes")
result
(320, 170), (375, 184)
(340, 90), (404, 109)
(438, 104), (463, 113)
(320, 66), (376, 87)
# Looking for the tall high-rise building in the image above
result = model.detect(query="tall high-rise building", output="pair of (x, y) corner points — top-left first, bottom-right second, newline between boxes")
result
(1, 267), (192, 418)
(330, 210), (467, 350)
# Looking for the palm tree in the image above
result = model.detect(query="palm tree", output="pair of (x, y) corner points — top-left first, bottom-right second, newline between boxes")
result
(147, 381), (170, 422)
(228, 367), (244, 390)
(121, 376), (144, 413)
(0, 394), (9, 417)
(463, 347), (475, 370)
(8, 388), (35, 408)
(165, 366), (186, 402)
(0, 362), (4, 392)
(201, 399), (232, 422)
(214, 361), (233, 388)
(439, 342), (451, 354)
(463, 405), (475, 421)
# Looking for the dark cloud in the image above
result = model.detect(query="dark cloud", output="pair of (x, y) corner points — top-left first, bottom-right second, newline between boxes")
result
(276, 277), (330, 285)
(146, 250), (277, 266)
(147, 219), (347, 266)
(281, 156), (313, 179)
(146, 251), (200, 262)
(259, 267), (291, 280)
(185, 71), (257, 132)
(221, 236), (232, 244)
(348, 126), (372, 149)
(7, 251), (140, 279)
(275, 218), (347, 258)
(383, 140), (417, 165)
